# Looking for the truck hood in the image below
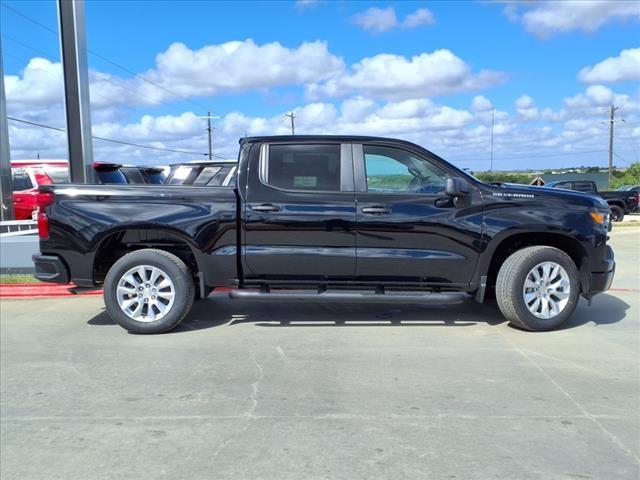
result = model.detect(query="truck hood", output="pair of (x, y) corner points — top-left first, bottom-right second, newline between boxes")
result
(484, 183), (609, 209)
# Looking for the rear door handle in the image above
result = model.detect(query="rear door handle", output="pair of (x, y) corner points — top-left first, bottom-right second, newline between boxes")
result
(250, 203), (281, 212)
(361, 206), (391, 215)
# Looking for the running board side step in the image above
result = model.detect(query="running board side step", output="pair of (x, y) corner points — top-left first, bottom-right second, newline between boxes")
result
(228, 290), (468, 304)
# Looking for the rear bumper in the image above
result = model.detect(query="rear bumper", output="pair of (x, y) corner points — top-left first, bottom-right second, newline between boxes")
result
(587, 245), (615, 296)
(32, 254), (70, 284)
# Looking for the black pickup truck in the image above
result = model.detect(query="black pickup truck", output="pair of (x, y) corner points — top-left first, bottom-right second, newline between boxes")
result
(545, 180), (638, 222)
(33, 136), (615, 333)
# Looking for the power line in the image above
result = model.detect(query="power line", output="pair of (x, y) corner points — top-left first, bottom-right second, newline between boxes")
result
(7, 116), (211, 157)
(1, 3), (58, 35)
(612, 152), (630, 165)
(2, 2), (209, 111)
(2, 33), (58, 60)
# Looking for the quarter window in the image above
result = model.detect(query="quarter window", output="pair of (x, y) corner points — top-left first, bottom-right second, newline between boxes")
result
(265, 144), (341, 191)
(363, 145), (447, 194)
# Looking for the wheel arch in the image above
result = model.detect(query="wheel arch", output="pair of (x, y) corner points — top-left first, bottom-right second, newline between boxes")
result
(476, 231), (589, 301)
(92, 227), (204, 284)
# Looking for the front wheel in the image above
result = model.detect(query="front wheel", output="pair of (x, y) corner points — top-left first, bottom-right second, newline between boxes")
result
(496, 246), (580, 331)
(609, 205), (624, 222)
(103, 249), (195, 334)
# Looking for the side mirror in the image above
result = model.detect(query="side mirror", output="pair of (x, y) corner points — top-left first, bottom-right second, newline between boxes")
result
(445, 177), (469, 197)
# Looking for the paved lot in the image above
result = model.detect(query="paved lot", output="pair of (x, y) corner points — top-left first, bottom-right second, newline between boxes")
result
(1, 229), (639, 480)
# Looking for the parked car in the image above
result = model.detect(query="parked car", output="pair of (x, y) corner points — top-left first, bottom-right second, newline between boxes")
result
(544, 180), (638, 221)
(165, 160), (236, 186)
(34, 135), (614, 334)
(615, 185), (639, 191)
(11, 161), (69, 220)
(10, 160), (127, 220)
(120, 166), (166, 184)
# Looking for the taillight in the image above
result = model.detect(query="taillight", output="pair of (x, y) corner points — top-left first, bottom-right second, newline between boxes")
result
(37, 213), (50, 239)
(36, 192), (54, 208)
(36, 191), (54, 240)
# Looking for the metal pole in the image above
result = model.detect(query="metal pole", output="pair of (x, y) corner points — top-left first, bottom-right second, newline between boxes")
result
(0, 37), (14, 220)
(207, 112), (212, 160)
(490, 107), (494, 173)
(57, 0), (94, 183)
(607, 105), (618, 189)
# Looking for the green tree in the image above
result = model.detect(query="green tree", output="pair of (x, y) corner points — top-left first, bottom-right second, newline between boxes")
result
(610, 163), (640, 189)
(475, 172), (533, 185)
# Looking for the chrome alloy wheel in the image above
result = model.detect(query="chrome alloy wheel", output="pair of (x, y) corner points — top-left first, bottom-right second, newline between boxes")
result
(116, 265), (175, 322)
(523, 261), (570, 320)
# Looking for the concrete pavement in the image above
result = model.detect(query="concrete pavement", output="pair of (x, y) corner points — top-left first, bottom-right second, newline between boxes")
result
(1, 229), (638, 479)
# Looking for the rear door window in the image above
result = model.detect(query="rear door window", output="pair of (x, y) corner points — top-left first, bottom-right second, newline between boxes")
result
(572, 182), (595, 193)
(264, 144), (341, 191)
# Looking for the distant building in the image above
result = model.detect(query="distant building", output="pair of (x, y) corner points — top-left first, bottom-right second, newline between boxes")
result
(538, 172), (609, 190)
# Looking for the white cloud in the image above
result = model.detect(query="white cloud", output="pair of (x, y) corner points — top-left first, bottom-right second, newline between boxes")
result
(5, 40), (346, 113)
(501, 0), (640, 38)
(401, 8), (436, 29)
(470, 95), (492, 112)
(515, 95), (539, 119)
(578, 47), (640, 84)
(8, 88), (639, 170)
(4, 58), (64, 110)
(352, 7), (435, 33)
(6, 56), (638, 171)
(307, 49), (506, 101)
(149, 40), (344, 98)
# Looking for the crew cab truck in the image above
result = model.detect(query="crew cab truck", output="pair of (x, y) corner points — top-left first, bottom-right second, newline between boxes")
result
(545, 180), (638, 222)
(33, 136), (615, 334)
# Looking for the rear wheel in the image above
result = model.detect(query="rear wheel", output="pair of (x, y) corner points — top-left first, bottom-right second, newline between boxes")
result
(104, 249), (195, 334)
(496, 246), (579, 331)
(609, 205), (624, 222)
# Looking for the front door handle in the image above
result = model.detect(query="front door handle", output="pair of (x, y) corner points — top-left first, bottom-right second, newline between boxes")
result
(361, 206), (391, 215)
(250, 203), (281, 212)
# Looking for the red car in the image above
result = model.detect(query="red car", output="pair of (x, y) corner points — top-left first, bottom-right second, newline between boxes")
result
(11, 159), (127, 220)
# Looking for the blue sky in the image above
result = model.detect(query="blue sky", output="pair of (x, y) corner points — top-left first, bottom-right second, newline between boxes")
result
(2, 0), (639, 170)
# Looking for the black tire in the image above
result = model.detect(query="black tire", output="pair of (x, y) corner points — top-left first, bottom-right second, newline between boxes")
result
(609, 205), (624, 222)
(103, 249), (195, 334)
(496, 246), (580, 331)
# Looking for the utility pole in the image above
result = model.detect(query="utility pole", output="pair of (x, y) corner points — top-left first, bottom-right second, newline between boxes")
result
(607, 105), (619, 189)
(206, 111), (213, 160)
(284, 112), (296, 135)
(490, 107), (495, 173)
(197, 112), (220, 159)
